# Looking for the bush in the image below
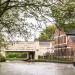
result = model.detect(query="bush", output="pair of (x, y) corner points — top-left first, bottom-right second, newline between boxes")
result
(6, 53), (17, 58)
(6, 52), (28, 58)
(0, 53), (6, 62)
(38, 55), (73, 62)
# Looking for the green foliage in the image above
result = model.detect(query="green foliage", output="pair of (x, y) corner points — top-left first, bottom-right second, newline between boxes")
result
(39, 33), (49, 41)
(0, 53), (6, 62)
(0, 33), (7, 50)
(1, 0), (75, 41)
(38, 25), (56, 41)
(0, 0), (52, 40)
(51, 0), (75, 32)
(38, 55), (73, 62)
(6, 52), (27, 58)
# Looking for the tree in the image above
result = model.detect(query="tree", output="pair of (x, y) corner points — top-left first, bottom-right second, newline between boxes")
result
(1, 0), (75, 40)
(0, 0), (60, 50)
(51, 0), (75, 32)
(0, 33), (7, 51)
(39, 33), (49, 41)
(38, 25), (56, 41)
(0, 0), (54, 40)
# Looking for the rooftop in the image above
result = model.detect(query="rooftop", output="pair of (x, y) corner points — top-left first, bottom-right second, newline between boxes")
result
(66, 30), (75, 35)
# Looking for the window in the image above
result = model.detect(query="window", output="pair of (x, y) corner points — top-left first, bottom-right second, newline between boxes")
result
(54, 35), (67, 45)
(63, 36), (66, 43)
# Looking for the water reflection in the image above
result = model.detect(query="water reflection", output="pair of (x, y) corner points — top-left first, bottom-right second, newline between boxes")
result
(0, 62), (75, 75)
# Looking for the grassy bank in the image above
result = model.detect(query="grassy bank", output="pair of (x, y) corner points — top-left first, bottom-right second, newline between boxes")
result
(6, 58), (74, 64)
(6, 58), (73, 64)
(5, 54), (74, 64)
(26, 59), (73, 64)
(6, 58), (28, 61)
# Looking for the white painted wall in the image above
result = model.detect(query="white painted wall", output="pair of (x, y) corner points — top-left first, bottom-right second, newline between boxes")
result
(5, 41), (54, 59)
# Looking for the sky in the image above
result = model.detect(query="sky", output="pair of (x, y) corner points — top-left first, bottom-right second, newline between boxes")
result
(3, 17), (55, 42)
(18, 17), (55, 41)
(2, 0), (55, 42)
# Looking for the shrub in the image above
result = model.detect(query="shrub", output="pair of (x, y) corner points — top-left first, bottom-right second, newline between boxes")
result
(6, 52), (28, 58)
(0, 53), (6, 62)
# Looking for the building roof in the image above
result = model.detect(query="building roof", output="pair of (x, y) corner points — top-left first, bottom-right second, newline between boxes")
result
(66, 30), (75, 35)
(69, 36), (75, 42)
(66, 30), (75, 43)
(54, 29), (75, 43)
(39, 42), (50, 46)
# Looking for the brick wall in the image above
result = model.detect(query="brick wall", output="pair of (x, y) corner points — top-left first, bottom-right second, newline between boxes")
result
(54, 29), (67, 47)
(67, 36), (75, 52)
(54, 28), (74, 56)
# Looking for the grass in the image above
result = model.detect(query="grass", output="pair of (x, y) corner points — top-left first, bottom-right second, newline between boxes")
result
(6, 56), (74, 64)
(27, 59), (73, 64)
(6, 58), (28, 61)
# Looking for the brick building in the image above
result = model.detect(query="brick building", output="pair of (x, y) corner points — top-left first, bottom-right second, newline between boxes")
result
(54, 29), (74, 57)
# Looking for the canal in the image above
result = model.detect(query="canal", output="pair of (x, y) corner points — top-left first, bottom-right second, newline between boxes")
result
(0, 61), (75, 75)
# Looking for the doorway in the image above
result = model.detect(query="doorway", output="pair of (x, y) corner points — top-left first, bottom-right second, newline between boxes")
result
(29, 51), (35, 60)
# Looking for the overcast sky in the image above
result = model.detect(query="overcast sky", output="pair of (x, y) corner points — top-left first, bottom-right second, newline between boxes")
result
(3, 17), (55, 42)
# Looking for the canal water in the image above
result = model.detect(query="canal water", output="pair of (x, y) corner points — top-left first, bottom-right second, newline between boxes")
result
(0, 61), (75, 75)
